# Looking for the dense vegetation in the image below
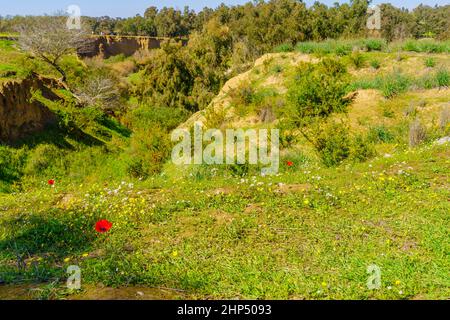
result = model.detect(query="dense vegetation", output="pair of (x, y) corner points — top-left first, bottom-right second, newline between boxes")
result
(1, 1), (450, 47)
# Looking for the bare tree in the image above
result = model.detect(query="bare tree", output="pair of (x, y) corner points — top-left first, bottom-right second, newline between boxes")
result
(75, 73), (121, 111)
(17, 15), (88, 84)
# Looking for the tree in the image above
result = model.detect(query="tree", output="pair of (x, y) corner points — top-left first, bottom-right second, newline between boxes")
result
(17, 15), (88, 84)
(380, 4), (413, 41)
(74, 72), (121, 112)
(135, 40), (195, 110)
(284, 58), (355, 143)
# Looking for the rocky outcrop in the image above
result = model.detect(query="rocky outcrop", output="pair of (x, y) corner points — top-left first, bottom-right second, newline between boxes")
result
(0, 74), (61, 143)
(78, 36), (188, 58)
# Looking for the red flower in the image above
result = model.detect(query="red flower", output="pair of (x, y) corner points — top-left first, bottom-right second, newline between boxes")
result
(287, 161), (294, 167)
(48, 179), (55, 186)
(95, 220), (113, 233)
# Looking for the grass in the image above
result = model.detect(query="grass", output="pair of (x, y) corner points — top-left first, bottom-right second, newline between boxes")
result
(295, 39), (387, 56)
(400, 39), (450, 53)
(294, 38), (450, 56)
(349, 68), (450, 98)
(0, 143), (448, 299)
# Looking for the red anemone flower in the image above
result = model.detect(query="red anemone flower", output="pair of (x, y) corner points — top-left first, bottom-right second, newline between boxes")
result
(48, 179), (55, 186)
(287, 161), (294, 167)
(95, 220), (113, 233)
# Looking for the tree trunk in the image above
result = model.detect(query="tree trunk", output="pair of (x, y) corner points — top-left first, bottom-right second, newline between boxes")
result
(51, 62), (67, 84)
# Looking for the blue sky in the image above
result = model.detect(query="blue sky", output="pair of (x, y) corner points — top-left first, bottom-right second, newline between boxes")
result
(0, 1), (448, 18)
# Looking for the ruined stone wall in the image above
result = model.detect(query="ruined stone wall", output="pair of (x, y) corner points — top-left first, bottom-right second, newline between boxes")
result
(78, 36), (187, 58)
(0, 75), (60, 143)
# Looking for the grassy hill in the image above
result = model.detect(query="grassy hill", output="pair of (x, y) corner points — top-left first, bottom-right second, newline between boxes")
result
(0, 37), (449, 299)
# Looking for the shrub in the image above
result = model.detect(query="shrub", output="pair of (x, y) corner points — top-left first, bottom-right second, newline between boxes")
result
(314, 122), (351, 167)
(127, 126), (171, 178)
(381, 72), (411, 98)
(363, 39), (385, 51)
(351, 134), (376, 162)
(424, 58), (436, 68)
(418, 73), (437, 89)
(126, 106), (188, 131)
(368, 126), (395, 143)
(229, 83), (255, 106)
(286, 58), (352, 129)
(110, 60), (136, 77)
(349, 52), (366, 69)
(24, 144), (62, 175)
(435, 69), (449, 87)
(370, 59), (381, 70)
(0, 146), (27, 183)
(409, 119), (427, 147)
(75, 69), (123, 112)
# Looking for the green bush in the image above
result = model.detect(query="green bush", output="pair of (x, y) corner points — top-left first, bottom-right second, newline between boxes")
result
(435, 69), (449, 87)
(351, 134), (376, 162)
(24, 144), (63, 175)
(229, 83), (255, 106)
(314, 122), (351, 167)
(127, 126), (171, 178)
(381, 73), (411, 98)
(0, 146), (27, 184)
(126, 106), (188, 131)
(368, 126), (395, 143)
(349, 52), (366, 69)
(418, 73), (437, 89)
(370, 59), (381, 69)
(424, 58), (436, 68)
(363, 39), (385, 51)
(286, 58), (352, 129)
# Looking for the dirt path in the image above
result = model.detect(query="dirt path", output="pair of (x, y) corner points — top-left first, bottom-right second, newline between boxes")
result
(0, 284), (186, 300)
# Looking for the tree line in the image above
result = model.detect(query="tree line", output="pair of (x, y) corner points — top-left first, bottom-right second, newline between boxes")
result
(1, 1), (449, 46)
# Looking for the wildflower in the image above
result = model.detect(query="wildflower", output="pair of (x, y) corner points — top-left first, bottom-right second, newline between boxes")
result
(287, 161), (294, 167)
(172, 251), (179, 257)
(81, 253), (89, 258)
(64, 257), (71, 263)
(95, 219), (113, 233)
(48, 179), (55, 186)
(395, 280), (401, 286)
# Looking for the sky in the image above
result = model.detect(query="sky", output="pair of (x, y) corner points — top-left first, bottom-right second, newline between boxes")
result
(0, 0), (448, 18)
